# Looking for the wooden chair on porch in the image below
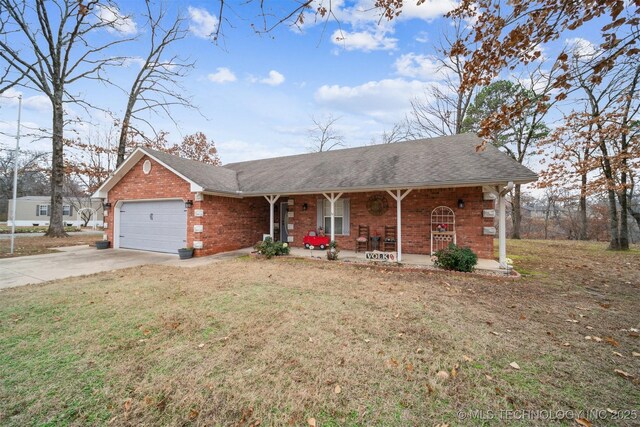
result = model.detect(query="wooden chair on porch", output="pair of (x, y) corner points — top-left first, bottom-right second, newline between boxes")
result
(383, 225), (397, 252)
(355, 224), (369, 252)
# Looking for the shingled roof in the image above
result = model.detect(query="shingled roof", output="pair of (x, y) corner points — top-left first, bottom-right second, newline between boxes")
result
(224, 134), (537, 194)
(95, 134), (537, 198)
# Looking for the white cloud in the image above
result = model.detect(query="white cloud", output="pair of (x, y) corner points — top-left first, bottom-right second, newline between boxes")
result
(396, 0), (457, 21)
(123, 56), (146, 68)
(188, 7), (218, 39)
(565, 37), (597, 58)
(0, 88), (51, 112)
(207, 67), (237, 84)
(97, 5), (137, 36)
(260, 70), (285, 86)
(315, 78), (431, 120)
(331, 29), (397, 52)
(394, 53), (442, 79)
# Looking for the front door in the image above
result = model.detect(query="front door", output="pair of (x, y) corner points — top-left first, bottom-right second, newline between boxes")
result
(280, 202), (288, 242)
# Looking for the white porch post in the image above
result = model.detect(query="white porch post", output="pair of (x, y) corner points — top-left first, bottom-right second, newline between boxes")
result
(497, 182), (514, 269)
(264, 195), (280, 240)
(322, 192), (343, 244)
(498, 193), (507, 268)
(387, 189), (412, 262)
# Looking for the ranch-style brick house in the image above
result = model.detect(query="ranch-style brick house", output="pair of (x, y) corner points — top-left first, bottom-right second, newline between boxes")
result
(93, 134), (537, 268)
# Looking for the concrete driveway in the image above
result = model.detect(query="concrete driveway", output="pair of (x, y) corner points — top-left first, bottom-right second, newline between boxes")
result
(0, 245), (251, 290)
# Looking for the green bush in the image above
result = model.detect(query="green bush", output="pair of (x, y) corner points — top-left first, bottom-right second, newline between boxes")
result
(433, 244), (478, 272)
(253, 237), (290, 259)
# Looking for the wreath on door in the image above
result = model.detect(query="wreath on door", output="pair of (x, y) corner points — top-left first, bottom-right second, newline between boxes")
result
(366, 195), (389, 216)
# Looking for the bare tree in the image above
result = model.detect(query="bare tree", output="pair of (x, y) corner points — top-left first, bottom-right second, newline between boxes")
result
(370, 120), (411, 145)
(116, 1), (196, 167)
(407, 19), (479, 138)
(0, 0), (131, 236)
(308, 114), (345, 152)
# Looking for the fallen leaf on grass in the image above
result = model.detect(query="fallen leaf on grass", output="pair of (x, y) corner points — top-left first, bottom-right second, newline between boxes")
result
(490, 331), (502, 336)
(613, 351), (624, 357)
(386, 358), (399, 368)
(436, 370), (449, 381)
(604, 337), (619, 347)
(123, 399), (132, 412)
(586, 326), (594, 330)
(308, 418), (316, 427)
(406, 363), (414, 372)
(334, 385), (341, 394)
(565, 319), (578, 323)
(198, 343), (205, 349)
(633, 352), (640, 357)
(416, 348), (424, 354)
(614, 369), (634, 379)
(562, 342), (571, 347)
(585, 336), (602, 342)
(519, 314), (526, 320)
(485, 374), (493, 380)
(463, 355), (474, 362)
(509, 362), (521, 370)
(188, 409), (199, 421)
(575, 417), (592, 427)
(451, 364), (459, 378)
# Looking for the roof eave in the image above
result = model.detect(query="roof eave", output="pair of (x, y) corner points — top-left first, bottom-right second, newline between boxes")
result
(230, 176), (538, 197)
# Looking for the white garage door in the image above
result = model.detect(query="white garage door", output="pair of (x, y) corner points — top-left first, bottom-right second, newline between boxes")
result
(119, 200), (187, 253)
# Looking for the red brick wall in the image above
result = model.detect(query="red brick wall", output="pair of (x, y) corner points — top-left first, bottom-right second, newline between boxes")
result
(286, 187), (494, 259)
(196, 195), (269, 256)
(104, 155), (269, 256)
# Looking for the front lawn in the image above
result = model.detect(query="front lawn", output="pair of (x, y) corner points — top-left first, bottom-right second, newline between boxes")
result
(0, 235), (97, 258)
(1, 240), (639, 426)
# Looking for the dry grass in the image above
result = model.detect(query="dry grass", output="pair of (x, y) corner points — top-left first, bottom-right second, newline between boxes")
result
(0, 240), (639, 426)
(0, 235), (96, 258)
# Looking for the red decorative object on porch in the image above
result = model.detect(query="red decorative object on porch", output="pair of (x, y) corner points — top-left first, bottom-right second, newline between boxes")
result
(303, 230), (330, 249)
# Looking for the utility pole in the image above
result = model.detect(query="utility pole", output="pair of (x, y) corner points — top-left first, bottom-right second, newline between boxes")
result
(10, 95), (22, 255)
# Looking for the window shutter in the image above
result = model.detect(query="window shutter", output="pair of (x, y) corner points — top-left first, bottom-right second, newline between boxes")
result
(69, 205), (73, 216)
(36, 205), (40, 216)
(316, 199), (323, 230)
(343, 198), (350, 236)
(47, 205), (51, 216)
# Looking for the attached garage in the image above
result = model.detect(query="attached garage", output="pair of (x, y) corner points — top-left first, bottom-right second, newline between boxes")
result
(118, 200), (187, 253)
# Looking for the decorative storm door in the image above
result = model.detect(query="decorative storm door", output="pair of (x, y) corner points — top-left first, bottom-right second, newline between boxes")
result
(431, 206), (456, 254)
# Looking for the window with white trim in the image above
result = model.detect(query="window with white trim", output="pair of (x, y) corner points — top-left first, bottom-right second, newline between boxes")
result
(39, 205), (50, 216)
(62, 205), (71, 216)
(319, 199), (350, 235)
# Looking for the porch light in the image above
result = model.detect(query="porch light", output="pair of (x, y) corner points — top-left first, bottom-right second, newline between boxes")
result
(302, 203), (308, 211)
(185, 200), (193, 208)
(457, 199), (465, 209)
(103, 202), (111, 210)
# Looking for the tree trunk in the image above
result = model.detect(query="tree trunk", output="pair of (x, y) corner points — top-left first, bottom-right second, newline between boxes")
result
(618, 183), (629, 250)
(116, 112), (132, 167)
(46, 96), (67, 238)
(629, 206), (640, 231)
(578, 173), (588, 240)
(510, 184), (521, 239)
(606, 189), (620, 250)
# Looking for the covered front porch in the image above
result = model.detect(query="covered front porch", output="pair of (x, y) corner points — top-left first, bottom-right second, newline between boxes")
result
(287, 246), (505, 273)
(261, 183), (514, 270)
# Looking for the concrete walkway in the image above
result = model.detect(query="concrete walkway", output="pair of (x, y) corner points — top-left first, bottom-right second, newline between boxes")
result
(288, 247), (503, 272)
(0, 245), (252, 290)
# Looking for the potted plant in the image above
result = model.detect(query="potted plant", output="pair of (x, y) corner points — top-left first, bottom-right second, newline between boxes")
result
(95, 239), (110, 250)
(327, 240), (339, 261)
(178, 247), (194, 259)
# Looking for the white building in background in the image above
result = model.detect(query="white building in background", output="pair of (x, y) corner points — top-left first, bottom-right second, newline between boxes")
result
(7, 196), (103, 227)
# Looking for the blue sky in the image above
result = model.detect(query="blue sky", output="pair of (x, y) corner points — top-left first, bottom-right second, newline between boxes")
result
(0, 0), (604, 166)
